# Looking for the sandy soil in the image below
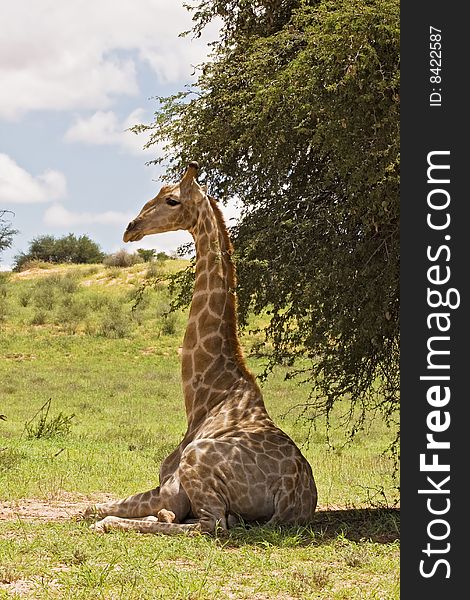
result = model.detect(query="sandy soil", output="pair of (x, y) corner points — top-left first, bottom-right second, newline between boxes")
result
(0, 494), (115, 523)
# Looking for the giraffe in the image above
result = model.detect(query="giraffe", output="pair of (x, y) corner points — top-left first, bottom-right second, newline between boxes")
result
(85, 162), (317, 534)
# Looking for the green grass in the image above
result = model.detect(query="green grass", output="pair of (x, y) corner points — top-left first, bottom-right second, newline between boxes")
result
(0, 263), (399, 599)
(0, 519), (399, 599)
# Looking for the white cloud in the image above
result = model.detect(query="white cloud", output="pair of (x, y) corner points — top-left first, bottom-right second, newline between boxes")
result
(0, 0), (218, 120)
(122, 230), (192, 255)
(0, 153), (67, 203)
(122, 197), (241, 254)
(44, 203), (133, 228)
(43, 197), (240, 233)
(64, 108), (157, 155)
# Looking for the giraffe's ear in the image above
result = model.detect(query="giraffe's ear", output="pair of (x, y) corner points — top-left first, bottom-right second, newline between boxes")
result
(180, 162), (199, 196)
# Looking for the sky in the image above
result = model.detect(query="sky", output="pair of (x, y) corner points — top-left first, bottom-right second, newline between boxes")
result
(0, 0), (237, 269)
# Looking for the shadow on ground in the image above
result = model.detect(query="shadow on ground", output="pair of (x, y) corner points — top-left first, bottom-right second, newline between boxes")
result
(0, 500), (399, 548)
(226, 508), (400, 547)
(311, 507), (399, 543)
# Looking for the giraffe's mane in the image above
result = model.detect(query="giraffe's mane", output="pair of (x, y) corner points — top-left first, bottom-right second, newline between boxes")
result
(207, 196), (258, 389)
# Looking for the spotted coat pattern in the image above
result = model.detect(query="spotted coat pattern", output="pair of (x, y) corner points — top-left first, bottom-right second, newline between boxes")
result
(86, 164), (317, 534)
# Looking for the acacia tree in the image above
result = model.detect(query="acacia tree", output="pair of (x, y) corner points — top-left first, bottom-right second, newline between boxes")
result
(138, 0), (400, 448)
(0, 210), (18, 263)
(13, 233), (105, 270)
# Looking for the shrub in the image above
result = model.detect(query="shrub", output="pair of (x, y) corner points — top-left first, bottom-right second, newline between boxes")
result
(0, 448), (26, 473)
(14, 259), (52, 272)
(28, 274), (81, 321)
(87, 292), (110, 311)
(104, 266), (123, 280)
(56, 274), (79, 294)
(19, 290), (32, 307)
(103, 249), (143, 268)
(0, 272), (9, 322)
(155, 300), (178, 335)
(145, 261), (163, 279)
(0, 294), (8, 323)
(81, 265), (100, 277)
(32, 278), (57, 311)
(0, 272), (11, 288)
(161, 312), (178, 336)
(30, 310), (48, 325)
(99, 303), (130, 338)
(24, 399), (75, 439)
(55, 296), (88, 333)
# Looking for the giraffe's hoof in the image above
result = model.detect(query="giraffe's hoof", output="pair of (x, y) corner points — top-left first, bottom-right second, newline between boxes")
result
(82, 506), (96, 521)
(90, 517), (110, 533)
(157, 509), (176, 523)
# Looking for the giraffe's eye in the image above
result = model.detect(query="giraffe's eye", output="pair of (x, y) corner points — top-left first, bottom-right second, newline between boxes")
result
(166, 198), (180, 207)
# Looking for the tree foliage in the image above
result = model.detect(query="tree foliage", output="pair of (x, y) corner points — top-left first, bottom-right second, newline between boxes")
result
(137, 248), (157, 263)
(140, 0), (400, 447)
(0, 210), (18, 262)
(14, 234), (105, 271)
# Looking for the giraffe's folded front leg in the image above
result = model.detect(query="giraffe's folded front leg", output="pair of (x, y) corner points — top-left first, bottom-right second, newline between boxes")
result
(84, 475), (190, 525)
(82, 488), (159, 521)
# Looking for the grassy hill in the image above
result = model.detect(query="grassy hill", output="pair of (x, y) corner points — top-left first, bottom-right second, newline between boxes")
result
(0, 262), (399, 599)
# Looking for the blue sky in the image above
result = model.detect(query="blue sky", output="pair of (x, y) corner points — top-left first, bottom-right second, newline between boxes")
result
(0, 1), (236, 269)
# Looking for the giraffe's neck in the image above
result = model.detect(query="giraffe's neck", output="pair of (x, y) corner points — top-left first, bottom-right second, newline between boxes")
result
(181, 198), (258, 429)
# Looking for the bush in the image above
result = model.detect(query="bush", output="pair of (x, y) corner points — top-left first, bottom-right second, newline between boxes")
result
(87, 292), (110, 311)
(104, 266), (123, 280)
(145, 261), (162, 279)
(30, 310), (48, 325)
(56, 274), (79, 294)
(81, 265), (100, 277)
(0, 448), (26, 473)
(25, 399), (75, 439)
(32, 285), (55, 311)
(0, 272), (9, 322)
(103, 249), (143, 268)
(14, 259), (53, 272)
(55, 296), (88, 333)
(154, 298), (179, 335)
(99, 303), (131, 338)
(25, 274), (81, 325)
(161, 312), (178, 336)
(19, 289), (32, 307)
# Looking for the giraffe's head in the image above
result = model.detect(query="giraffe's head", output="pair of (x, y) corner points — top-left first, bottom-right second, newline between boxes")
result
(123, 162), (206, 242)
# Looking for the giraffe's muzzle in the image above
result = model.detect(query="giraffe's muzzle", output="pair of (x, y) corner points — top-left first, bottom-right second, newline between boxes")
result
(123, 220), (144, 243)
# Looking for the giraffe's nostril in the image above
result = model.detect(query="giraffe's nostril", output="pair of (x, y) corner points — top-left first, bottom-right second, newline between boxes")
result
(126, 220), (135, 231)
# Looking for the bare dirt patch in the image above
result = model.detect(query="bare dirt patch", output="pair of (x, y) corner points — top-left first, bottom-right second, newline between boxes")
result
(13, 266), (65, 280)
(0, 577), (38, 596)
(0, 493), (114, 523)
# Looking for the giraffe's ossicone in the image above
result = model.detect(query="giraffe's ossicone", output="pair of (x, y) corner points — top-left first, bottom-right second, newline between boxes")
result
(85, 163), (317, 535)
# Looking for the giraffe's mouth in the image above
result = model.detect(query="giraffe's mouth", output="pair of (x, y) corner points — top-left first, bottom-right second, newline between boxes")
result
(123, 220), (145, 242)
(123, 229), (144, 243)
